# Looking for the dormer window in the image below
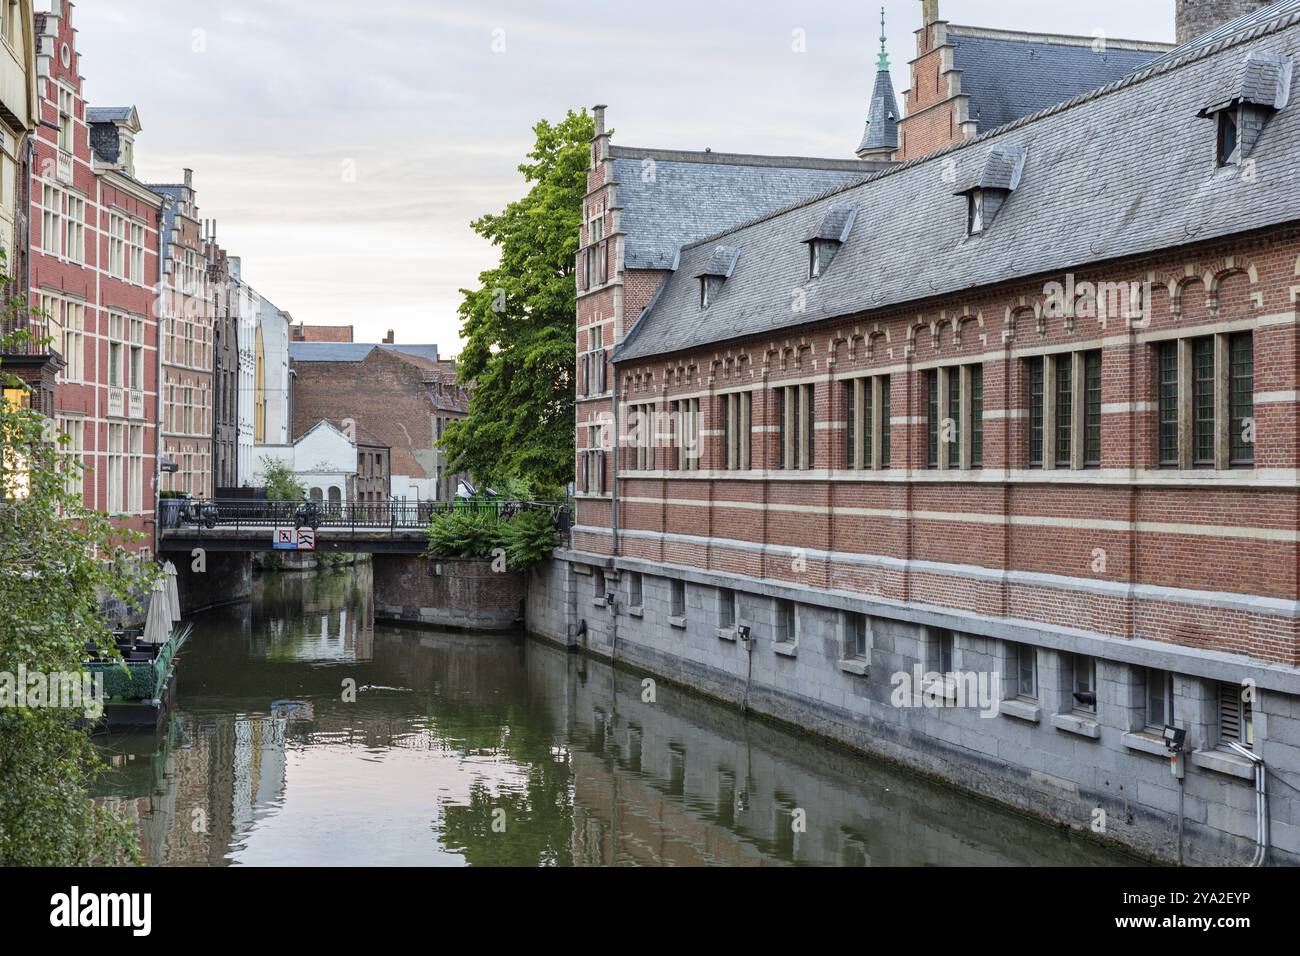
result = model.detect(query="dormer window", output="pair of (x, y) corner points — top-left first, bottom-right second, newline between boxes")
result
(967, 189), (985, 236)
(1216, 109), (1239, 167)
(803, 204), (857, 280)
(694, 245), (740, 310)
(806, 240), (837, 278)
(1200, 52), (1292, 168)
(954, 145), (1025, 238)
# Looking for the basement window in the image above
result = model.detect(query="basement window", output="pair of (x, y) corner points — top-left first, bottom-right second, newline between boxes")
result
(1219, 681), (1253, 750)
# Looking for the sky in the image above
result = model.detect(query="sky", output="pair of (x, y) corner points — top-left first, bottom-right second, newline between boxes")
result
(72, 1), (1180, 354)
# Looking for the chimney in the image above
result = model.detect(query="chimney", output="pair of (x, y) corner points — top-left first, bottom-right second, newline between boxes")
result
(383, 329), (394, 344)
(593, 104), (607, 136)
(1176, 0), (1275, 45)
(920, 0), (940, 26)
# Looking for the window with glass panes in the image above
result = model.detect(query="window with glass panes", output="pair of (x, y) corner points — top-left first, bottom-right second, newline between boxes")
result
(1028, 359), (1045, 466)
(845, 612), (869, 660)
(1156, 333), (1254, 469)
(1025, 351), (1102, 470)
(1071, 655), (1096, 714)
(718, 588), (737, 628)
(843, 375), (890, 470)
(673, 397), (700, 471)
(776, 384), (815, 470)
(1015, 643), (1037, 700)
(1146, 669), (1174, 730)
(721, 391), (751, 470)
(925, 364), (982, 470)
(1055, 355), (1072, 467)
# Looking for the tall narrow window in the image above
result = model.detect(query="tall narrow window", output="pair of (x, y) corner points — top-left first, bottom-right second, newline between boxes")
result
(1071, 655), (1097, 715)
(776, 384), (815, 470)
(1055, 355), (1073, 468)
(947, 369), (961, 468)
(1157, 341), (1179, 466)
(722, 391), (751, 470)
(670, 579), (686, 619)
(844, 375), (889, 471)
(1192, 337), (1215, 467)
(628, 572), (644, 609)
(1217, 109), (1239, 167)
(845, 612), (868, 660)
(718, 588), (737, 628)
(1229, 333), (1254, 466)
(970, 364), (983, 469)
(1084, 351), (1102, 467)
(674, 398), (700, 471)
(775, 599), (797, 645)
(1028, 357), (1045, 466)
(926, 370), (939, 468)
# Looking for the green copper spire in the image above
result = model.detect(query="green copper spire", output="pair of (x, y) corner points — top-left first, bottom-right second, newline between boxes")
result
(876, 7), (890, 72)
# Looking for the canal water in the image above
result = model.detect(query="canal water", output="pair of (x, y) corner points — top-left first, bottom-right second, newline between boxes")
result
(94, 565), (1137, 866)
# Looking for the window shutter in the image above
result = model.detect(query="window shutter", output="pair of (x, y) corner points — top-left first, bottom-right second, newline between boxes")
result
(579, 354), (588, 397)
(578, 249), (588, 291)
(579, 452), (588, 492)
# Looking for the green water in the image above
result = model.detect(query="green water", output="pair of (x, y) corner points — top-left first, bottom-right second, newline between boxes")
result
(94, 565), (1138, 866)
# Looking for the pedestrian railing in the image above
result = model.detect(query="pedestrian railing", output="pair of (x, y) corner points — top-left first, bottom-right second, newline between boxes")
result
(168, 498), (572, 536)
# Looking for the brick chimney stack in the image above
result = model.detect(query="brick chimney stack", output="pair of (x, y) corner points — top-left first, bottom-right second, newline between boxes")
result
(1176, 0), (1275, 45)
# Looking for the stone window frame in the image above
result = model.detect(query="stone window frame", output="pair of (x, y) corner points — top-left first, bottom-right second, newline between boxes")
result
(1025, 349), (1103, 470)
(843, 374), (891, 470)
(720, 390), (752, 471)
(776, 383), (815, 471)
(1154, 331), (1254, 470)
(672, 397), (701, 471)
(925, 362), (982, 470)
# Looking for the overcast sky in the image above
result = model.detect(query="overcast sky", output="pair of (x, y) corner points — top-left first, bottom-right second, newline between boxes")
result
(73, 1), (1179, 353)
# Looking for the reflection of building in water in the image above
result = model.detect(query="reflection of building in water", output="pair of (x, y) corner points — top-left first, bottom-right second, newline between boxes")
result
(250, 566), (374, 662)
(534, 646), (1125, 867)
(231, 717), (288, 840)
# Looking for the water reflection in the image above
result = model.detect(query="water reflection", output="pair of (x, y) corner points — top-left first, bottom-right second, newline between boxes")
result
(95, 566), (1137, 867)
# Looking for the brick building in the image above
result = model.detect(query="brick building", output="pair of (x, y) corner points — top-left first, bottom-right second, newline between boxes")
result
(291, 322), (352, 343)
(543, 0), (1300, 864)
(289, 340), (469, 503)
(151, 169), (212, 499)
(205, 226), (238, 490)
(22, 2), (165, 551)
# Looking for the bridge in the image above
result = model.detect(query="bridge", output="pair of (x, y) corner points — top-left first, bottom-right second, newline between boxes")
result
(160, 498), (572, 631)
(158, 498), (569, 555)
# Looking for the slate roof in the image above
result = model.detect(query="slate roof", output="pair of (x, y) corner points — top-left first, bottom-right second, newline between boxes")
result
(806, 204), (858, 243)
(609, 147), (888, 271)
(954, 144), (1026, 194)
(149, 184), (183, 259)
(289, 343), (441, 364)
(1142, 0), (1300, 72)
(86, 106), (136, 124)
(615, 14), (1300, 364)
(948, 27), (1168, 133)
(858, 68), (900, 155)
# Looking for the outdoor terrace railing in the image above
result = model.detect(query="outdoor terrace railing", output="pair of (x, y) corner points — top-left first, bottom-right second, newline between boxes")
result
(168, 498), (573, 536)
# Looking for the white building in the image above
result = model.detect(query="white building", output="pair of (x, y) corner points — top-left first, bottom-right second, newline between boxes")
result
(230, 257), (259, 486)
(252, 419), (355, 508)
(255, 296), (291, 449)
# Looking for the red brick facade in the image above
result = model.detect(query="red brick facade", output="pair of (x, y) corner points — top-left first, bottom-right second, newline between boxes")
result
(30, 2), (164, 551)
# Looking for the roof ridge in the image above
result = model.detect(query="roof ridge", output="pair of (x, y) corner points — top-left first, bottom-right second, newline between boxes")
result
(609, 145), (880, 173)
(946, 23), (1174, 53)
(673, 9), (1300, 256)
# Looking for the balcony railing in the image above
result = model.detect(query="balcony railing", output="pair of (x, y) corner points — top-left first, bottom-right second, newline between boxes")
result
(56, 149), (73, 184)
(107, 387), (124, 418)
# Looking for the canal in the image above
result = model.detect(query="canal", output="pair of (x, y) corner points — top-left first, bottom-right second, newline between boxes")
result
(94, 565), (1138, 866)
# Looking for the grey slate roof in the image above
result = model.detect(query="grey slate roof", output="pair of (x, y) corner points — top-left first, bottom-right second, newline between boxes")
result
(609, 146), (888, 271)
(948, 27), (1166, 133)
(806, 203), (858, 243)
(858, 69), (899, 154)
(696, 245), (741, 279)
(1142, 0), (1300, 72)
(289, 343), (441, 364)
(954, 144), (1025, 194)
(149, 184), (183, 259)
(615, 14), (1300, 364)
(1212, 50), (1295, 109)
(86, 106), (135, 124)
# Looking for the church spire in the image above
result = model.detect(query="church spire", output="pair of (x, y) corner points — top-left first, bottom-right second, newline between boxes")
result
(877, 6), (890, 72)
(857, 7), (899, 161)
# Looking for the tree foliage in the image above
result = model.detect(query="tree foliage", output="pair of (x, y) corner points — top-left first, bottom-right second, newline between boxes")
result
(0, 275), (146, 864)
(440, 109), (594, 494)
(261, 456), (305, 501)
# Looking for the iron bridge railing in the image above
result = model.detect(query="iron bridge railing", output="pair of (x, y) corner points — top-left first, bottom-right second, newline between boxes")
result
(163, 498), (573, 536)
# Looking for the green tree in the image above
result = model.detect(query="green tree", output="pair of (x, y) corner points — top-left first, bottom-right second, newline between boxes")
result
(261, 456), (305, 500)
(440, 109), (594, 494)
(0, 280), (146, 864)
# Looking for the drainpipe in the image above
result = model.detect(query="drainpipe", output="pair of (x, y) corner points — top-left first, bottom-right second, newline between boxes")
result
(1228, 742), (1269, 866)
(609, 359), (619, 555)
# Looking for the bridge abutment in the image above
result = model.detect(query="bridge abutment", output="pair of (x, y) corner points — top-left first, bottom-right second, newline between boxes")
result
(175, 551), (253, 614)
(373, 555), (525, 631)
